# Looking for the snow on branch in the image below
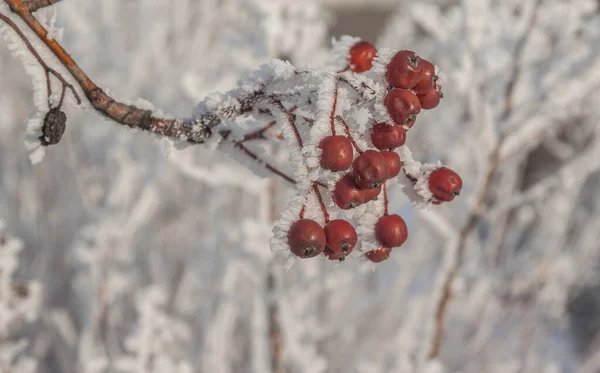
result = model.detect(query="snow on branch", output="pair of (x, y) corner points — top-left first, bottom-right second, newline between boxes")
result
(0, 0), (463, 264)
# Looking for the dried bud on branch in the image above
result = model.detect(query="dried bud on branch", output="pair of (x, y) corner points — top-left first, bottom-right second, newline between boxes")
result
(40, 107), (66, 145)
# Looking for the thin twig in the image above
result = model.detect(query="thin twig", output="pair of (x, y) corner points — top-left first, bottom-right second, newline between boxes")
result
(502, 0), (541, 120)
(237, 106), (298, 144)
(383, 182), (389, 216)
(312, 184), (329, 223)
(267, 269), (283, 373)
(330, 80), (339, 135)
(0, 12), (81, 106)
(236, 143), (296, 185)
(427, 0), (541, 359)
(290, 112), (315, 125)
(428, 144), (503, 359)
(275, 101), (330, 222)
(338, 76), (376, 96)
(335, 116), (363, 154)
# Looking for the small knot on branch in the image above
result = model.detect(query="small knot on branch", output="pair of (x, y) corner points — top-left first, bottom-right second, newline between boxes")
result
(24, 0), (62, 12)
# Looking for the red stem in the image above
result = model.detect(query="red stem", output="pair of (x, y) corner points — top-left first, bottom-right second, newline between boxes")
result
(312, 184), (329, 223)
(335, 116), (363, 154)
(383, 182), (389, 216)
(276, 102), (329, 223)
(237, 143), (296, 185)
(330, 80), (339, 135)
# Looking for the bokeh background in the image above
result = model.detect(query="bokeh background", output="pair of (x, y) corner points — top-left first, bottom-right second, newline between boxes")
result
(1, 0), (600, 372)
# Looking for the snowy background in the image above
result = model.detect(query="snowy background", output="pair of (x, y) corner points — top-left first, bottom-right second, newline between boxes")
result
(1, 0), (600, 372)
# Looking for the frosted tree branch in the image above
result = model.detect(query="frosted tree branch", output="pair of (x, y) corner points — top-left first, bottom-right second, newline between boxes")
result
(3, 0), (215, 142)
(23, 0), (62, 12)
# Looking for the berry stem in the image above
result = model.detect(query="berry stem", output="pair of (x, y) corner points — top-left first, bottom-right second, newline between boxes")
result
(275, 102), (304, 148)
(383, 182), (389, 216)
(330, 79), (339, 135)
(335, 116), (363, 154)
(312, 183), (329, 223)
(277, 102), (330, 223)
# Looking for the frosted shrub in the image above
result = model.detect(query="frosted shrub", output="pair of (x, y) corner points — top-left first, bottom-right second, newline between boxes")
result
(0, 2), (460, 264)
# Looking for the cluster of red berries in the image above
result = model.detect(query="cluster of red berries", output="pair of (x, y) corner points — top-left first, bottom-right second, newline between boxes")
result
(286, 41), (461, 264)
(384, 50), (442, 128)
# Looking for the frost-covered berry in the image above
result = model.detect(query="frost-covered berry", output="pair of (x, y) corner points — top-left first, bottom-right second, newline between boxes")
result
(349, 41), (377, 73)
(319, 135), (354, 171)
(413, 59), (437, 94)
(385, 50), (424, 89)
(362, 185), (382, 203)
(370, 123), (406, 150)
(380, 151), (401, 179)
(428, 167), (462, 202)
(417, 84), (442, 110)
(324, 219), (358, 254)
(366, 247), (392, 263)
(288, 219), (326, 258)
(384, 89), (421, 128)
(375, 214), (408, 248)
(333, 174), (364, 209)
(352, 150), (389, 189)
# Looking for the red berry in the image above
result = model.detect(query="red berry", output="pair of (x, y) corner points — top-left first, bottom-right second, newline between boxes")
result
(362, 185), (382, 203)
(417, 84), (442, 110)
(380, 151), (401, 179)
(413, 59), (437, 94)
(349, 41), (377, 73)
(375, 214), (408, 248)
(333, 174), (364, 209)
(384, 89), (421, 128)
(288, 219), (326, 258)
(352, 150), (389, 189)
(370, 123), (406, 150)
(324, 219), (358, 254)
(319, 135), (353, 171)
(428, 167), (462, 202)
(385, 50), (424, 89)
(324, 247), (347, 262)
(366, 247), (392, 263)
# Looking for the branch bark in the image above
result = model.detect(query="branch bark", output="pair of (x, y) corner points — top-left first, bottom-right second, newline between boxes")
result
(4, 0), (213, 143)
(23, 0), (62, 12)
